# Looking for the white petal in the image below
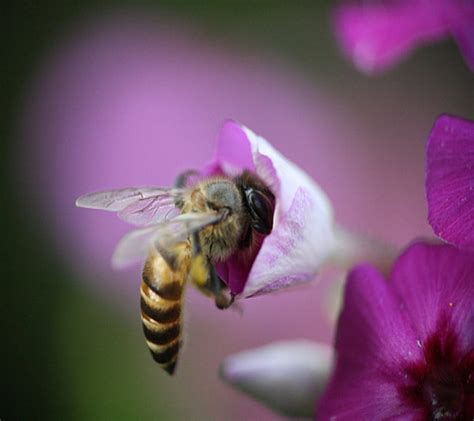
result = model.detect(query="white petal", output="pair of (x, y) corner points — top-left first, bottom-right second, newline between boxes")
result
(219, 340), (333, 418)
(241, 125), (336, 297)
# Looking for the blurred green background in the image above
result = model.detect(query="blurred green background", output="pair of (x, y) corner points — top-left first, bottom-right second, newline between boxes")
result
(3, 1), (473, 420)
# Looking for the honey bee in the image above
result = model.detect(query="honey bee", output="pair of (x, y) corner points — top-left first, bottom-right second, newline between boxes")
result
(76, 170), (275, 375)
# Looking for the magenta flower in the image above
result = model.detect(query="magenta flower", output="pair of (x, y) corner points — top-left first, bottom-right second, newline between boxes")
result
(318, 242), (474, 419)
(426, 114), (474, 250)
(333, 0), (474, 74)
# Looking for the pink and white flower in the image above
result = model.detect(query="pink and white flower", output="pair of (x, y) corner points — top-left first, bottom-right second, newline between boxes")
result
(207, 120), (336, 298)
(220, 340), (333, 418)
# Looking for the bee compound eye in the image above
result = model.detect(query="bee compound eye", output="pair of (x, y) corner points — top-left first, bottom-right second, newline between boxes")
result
(246, 188), (275, 234)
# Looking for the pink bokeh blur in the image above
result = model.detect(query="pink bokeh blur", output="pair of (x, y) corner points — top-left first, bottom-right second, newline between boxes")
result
(17, 11), (441, 418)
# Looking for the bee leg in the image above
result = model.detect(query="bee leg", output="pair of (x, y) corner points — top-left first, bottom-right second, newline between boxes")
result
(175, 169), (199, 188)
(189, 232), (209, 288)
(208, 266), (233, 310)
(189, 232), (233, 309)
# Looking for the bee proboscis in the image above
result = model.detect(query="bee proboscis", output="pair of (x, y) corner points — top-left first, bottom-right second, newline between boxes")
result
(76, 170), (275, 374)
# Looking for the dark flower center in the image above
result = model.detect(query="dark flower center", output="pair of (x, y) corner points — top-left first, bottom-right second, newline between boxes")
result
(399, 317), (474, 420)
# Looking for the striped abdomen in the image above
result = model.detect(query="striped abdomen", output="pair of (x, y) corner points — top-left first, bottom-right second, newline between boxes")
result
(140, 246), (190, 375)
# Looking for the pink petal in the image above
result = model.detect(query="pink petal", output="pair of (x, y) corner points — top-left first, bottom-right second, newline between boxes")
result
(319, 242), (474, 418)
(212, 120), (256, 174)
(452, 19), (474, 71)
(318, 264), (422, 419)
(426, 114), (474, 249)
(333, 0), (448, 74)
(244, 187), (324, 297)
(215, 239), (261, 296)
(446, 1), (474, 71)
(390, 242), (474, 354)
(214, 121), (335, 297)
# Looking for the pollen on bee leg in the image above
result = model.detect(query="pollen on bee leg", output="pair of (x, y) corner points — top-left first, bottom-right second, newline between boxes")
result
(190, 254), (208, 287)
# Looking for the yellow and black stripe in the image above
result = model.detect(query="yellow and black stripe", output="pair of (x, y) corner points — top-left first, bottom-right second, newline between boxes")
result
(140, 254), (186, 375)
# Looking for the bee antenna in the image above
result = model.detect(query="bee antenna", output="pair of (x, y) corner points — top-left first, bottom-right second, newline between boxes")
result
(191, 232), (202, 255)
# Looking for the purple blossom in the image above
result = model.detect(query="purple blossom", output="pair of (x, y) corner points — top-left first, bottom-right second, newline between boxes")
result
(318, 242), (474, 419)
(426, 114), (474, 250)
(333, 0), (474, 74)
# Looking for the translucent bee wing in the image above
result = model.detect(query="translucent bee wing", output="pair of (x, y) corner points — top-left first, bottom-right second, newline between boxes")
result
(153, 212), (224, 249)
(118, 195), (181, 226)
(112, 212), (224, 269)
(112, 225), (159, 269)
(76, 187), (170, 210)
(76, 187), (185, 226)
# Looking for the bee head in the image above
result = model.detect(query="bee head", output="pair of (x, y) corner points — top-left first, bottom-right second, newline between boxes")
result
(203, 180), (241, 218)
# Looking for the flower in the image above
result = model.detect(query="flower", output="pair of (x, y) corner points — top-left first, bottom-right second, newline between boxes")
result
(333, 0), (474, 74)
(206, 120), (336, 298)
(217, 113), (474, 418)
(318, 242), (474, 419)
(219, 340), (333, 417)
(426, 114), (474, 250)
